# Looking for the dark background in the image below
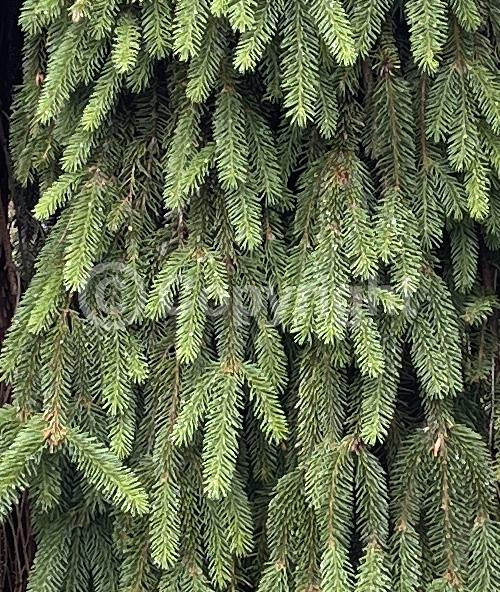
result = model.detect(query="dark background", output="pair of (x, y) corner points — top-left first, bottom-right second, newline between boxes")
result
(0, 0), (22, 345)
(0, 3), (34, 592)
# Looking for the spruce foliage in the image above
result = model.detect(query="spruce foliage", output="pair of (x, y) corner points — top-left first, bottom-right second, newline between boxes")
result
(2, 1), (500, 591)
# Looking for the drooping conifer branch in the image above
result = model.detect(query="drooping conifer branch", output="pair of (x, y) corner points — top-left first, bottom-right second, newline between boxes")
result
(0, 2), (499, 592)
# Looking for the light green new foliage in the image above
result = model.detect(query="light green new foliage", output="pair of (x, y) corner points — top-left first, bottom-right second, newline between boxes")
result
(0, 415), (46, 519)
(173, 0), (210, 60)
(1, 1), (500, 592)
(281, 0), (320, 126)
(406, 0), (448, 72)
(112, 15), (141, 74)
(233, 0), (280, 72)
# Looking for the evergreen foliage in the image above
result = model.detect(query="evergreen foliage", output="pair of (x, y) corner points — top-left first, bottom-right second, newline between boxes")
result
(1, 1), (500, 591)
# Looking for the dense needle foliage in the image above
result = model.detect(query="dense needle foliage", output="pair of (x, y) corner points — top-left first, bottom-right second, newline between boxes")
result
(1, 1), (500, 591)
